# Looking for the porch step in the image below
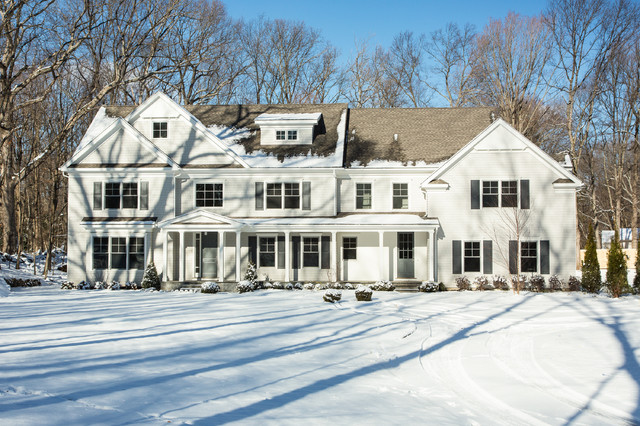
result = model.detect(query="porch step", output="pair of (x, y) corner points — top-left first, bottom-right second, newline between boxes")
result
(393, 282), (420, 293)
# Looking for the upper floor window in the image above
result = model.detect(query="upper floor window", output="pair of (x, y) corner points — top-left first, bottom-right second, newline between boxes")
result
(196, 183), (223, 207)
(501, 181), (518, 207)
(287, 130), (297, 140)
(153, 122), (167, 138)
(356, 183), (372, 209)
(94, 181), (148, 210)
(393, 183), (408, 209)
(276, 130), (286, 141)
(482, 180), (518, 208)
(482, 181), (499, 207)
(265, 182), (299, 209)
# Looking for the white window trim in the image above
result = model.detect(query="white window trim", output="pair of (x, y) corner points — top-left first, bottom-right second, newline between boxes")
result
(102, 181), (140, 210)
(391, 182), (409, 210)
(263, 182), (301, 210)
(302, 236), (320, 268)
(152, 121), (168, 139)
(258, 235), (277, 268)
(481, 179), (519, 209)
(92, 234), (147, 271)
(194, 181), (224, 208)
(355, 182), (374, 210)
(463, 240), (482, 273)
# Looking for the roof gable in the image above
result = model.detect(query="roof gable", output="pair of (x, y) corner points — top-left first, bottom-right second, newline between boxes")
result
(157, 209), (241, 228)
(421, 118), (582, 187)
(61, 117), (178, 171)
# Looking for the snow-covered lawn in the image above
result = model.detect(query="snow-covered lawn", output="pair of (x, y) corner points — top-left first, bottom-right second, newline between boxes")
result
(1, 286), (639, 425)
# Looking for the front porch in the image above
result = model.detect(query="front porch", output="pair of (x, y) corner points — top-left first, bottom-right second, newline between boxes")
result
(156, 210), (440, 285)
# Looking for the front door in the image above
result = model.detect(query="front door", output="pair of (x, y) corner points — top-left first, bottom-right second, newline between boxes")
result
(201, 232), (218, 278)
(397, 232), (414, 279)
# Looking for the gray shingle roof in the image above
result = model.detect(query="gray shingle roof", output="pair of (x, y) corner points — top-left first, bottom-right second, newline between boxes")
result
(345, 107), (494, 166)
(104, 103), (494, 167)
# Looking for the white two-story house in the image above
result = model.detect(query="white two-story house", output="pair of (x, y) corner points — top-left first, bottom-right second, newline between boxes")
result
(61, 92), (582, 288)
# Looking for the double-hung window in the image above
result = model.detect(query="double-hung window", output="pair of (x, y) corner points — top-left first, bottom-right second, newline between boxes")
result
(122, 183), (138, 209)
(266, 183), (283, 209)
(303, 237), (319, 267)
(105, 183), (121, 209)
(287, 130), (298, 140)
(464, 241), (481, 272)
(110, 237), (127, 269)
(93, 237), (109, 270)
(196, 183), (223, 207)
(259, 237), (276, 267)
(393, 183), (408, 209)
(153, 122), (167, 138)
(284, 183), (300, 208)
(128, 237), (145, 269)
(264, 183), (300, 209)
(521, 242), (537, 272)
(103, 182), (140, 209)
(356, 183), (372, 209)
(343, 237), (357, 260)
(483, 180), (518, 208)
(276, 130), (286, 141)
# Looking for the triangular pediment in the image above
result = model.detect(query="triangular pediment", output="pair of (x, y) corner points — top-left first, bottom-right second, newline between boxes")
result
(61, 114), (179, 171)
(157, 209), (241, 229)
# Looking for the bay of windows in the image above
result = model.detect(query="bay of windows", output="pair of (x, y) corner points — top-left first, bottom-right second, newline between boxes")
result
(93, 236), (145, 270)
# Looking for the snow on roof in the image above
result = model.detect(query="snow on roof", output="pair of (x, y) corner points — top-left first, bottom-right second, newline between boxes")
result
(243, 213), (432, 227)
(208, 109), (346, 168)
(74, 107), (118, 155)
(255, 112), (322, 122)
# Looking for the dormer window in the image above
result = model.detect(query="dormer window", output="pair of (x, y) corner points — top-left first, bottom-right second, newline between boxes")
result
(153, 122), (167, 138)
(255, 113), (321, 146)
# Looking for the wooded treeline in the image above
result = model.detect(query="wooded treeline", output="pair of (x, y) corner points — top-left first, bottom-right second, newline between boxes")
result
(1, 0), (639, 272)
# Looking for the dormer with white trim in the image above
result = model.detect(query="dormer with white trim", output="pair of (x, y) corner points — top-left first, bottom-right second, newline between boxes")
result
(255, 113), (322, 146)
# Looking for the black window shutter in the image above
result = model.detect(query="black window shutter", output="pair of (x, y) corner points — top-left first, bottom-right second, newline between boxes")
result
(520, 180), (530, 209)
(248, 236), (257, 264)
(277, 236), (285, 269)
(483, 240), (493, 274)
(540, 240), (550, 274)
(292, 236), (300, 269)
(140, 181), (149, 210)
(302, 182), (311, 210)
(509, 240), (518, 274)
(471, 180), (480, 209)
(452, 240), (462, 274)
(255, 182), (264, 210)
(321, 236), (330, 269)
(93, 182), (102, 210)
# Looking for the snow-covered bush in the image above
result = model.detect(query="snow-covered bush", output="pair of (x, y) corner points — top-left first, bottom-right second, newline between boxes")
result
(330, 282), (344, 290)
(123, 281), (137, 290)
(510, 275), (529, 292)
(455, 276), (471, 291)
(548, 274), (563, 291)
(244, 261), (257, 285)
(5, 278), (42, 287)
(303, 283), (315, 290)
(271, 281), (284, 290)
(107, 281), (121, 290)
(529, 275), (546, 292)
(94, 281), (107, 290)
(201, 281), (220, 294)
(323, 289), (342, 303)
(568, 276), (581, 292)
(293, 282), (303, 290)
(60, 281), (74, 290)
(76, 280), (92, 290)
(141, 261), (161, 290)
(472, 275), (492, 291)
(285, 282), (294, 290)
(237, 280), (254, 293)
(314, 283), (328, 291)
(355, 284), (373, 301)
(370, 280), (395, 291)
(344, 283), (354, 290)
(419, 281), (438, 292)
(492, 275), (509, 290)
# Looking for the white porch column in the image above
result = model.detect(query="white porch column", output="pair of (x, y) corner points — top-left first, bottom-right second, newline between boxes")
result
(432, 229), (438, 282)
(427, 229), (435, 281)
(284, 231), (291, 282)
(162, 231), (168, 282)
(235, 231), (242, 282)
(378, 230), (384, 280)
(179, 230), (185, 282)
(330, 231), (337, 282)
(218, 231), (224, 282)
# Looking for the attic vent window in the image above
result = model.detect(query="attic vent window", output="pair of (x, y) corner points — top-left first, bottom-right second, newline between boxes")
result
(153, 122), (167, 138)
(255, 113), (321, 146)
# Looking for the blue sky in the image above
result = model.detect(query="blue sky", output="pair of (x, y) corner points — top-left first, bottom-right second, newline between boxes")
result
(225, 0), (548, 57)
